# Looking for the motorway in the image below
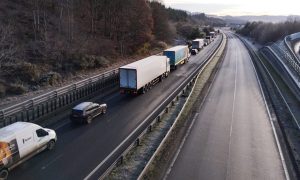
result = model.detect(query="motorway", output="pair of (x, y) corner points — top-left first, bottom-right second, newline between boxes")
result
(9, 36), (222, 179)
(166, 33), (287, 180)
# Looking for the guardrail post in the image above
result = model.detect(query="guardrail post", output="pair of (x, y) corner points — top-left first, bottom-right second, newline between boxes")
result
(50, 100), (53, 112)
(42, 104), (45, 115)
(172, 101), (175, 106)
(74, 91), (77, 101)
(136, 138), (140, 146)
(148, 125), (152, 132)
(182, 88), (188, 97)
(119, 156), (124, 165)
(9, 116), (13, 125)
(21, 111), (24, 121)
(0, 111), (4, 127)
(66, 94), (70, 105)
(26, 111), (30, 122)
(54, 99), (58, 110)
(157, 116), (161, 122)
(58, 97), (62, 107)
(46, 102), (49, 114)
(165, 107), (169, 113)
(37, 106), (40, 118)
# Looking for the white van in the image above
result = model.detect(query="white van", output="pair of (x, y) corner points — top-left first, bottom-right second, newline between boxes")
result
(0, 122), (57, 179)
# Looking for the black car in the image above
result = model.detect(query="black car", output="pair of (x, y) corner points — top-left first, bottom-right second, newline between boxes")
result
(70, 102), (107, 124)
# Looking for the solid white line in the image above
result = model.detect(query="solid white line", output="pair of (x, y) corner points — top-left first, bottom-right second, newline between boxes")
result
(41, 154), (63, 170)
(53, 120), (70, 130)
(162, 113), (199, 180)
(243, 36), (290, 180)
(226, 41), (238, 180)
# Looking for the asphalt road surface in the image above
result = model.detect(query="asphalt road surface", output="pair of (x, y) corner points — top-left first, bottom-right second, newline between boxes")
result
(166, 33), (286, 180)
(9, 37), (222, 180)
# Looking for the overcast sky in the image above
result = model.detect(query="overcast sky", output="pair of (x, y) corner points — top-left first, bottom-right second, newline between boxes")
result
(164, 0), (300, 16)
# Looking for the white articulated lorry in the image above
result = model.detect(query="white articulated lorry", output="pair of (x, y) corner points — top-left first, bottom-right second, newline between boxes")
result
(119, 55), (170, 94)
(0, 122), (57, 179)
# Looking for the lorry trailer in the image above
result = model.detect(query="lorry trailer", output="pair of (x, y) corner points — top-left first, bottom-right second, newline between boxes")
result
(192, 39), (204, 51)
(163, 45), (190, 70)
(119, 56), (170, 94)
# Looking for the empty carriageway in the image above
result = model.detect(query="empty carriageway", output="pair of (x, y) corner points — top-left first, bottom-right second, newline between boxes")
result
(165, 33), (288, 180)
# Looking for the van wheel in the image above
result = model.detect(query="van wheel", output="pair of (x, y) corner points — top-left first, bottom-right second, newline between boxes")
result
(47, 140), (56, 150)
(102, 109), (106, 114)
(86, 116), (92, 124)
(0, 169), (8, 180)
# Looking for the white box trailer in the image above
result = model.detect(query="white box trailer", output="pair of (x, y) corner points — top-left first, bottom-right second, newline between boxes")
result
(119, 56), (170, 94)
(192, 39), (204, 51)
(0, 122), (57, 179)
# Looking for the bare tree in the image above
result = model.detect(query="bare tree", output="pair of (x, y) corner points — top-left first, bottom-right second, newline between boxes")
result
(0, 25), (18, 70)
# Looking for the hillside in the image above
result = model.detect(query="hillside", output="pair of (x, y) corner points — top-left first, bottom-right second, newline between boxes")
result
(0, 0), (221, 99)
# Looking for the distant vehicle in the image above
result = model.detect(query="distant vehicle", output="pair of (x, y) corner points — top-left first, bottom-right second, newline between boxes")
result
(71, 102), (107, 124)
(192, 39), (204, 51)
(204, 39), (209, 46)
(119, 56), (170, 94)
(209, 31), (216, 38)
(206, 35), (213, 42)
(0, 122), (57, 179)
(163, 46), (190, 70)
(191, 49), (199, 55)
(205, 36), (213, 45)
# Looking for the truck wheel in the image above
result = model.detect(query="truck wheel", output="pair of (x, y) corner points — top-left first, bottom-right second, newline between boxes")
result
(0, 169), (8, 180)
(102, 109), (106, 114)
(141, 88), (146, 94)
(160, 76), (164, 82)
(47, 140), (56, 150)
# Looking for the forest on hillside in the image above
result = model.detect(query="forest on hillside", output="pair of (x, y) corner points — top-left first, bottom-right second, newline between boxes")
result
(0, 0), (224, 97)
(237, 19), (300, 44)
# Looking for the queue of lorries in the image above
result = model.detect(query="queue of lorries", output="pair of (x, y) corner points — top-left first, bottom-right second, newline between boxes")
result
(0, 32), (217, 179)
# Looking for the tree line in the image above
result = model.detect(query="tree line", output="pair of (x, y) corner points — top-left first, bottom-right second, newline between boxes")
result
(237, 19), (300, 44)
